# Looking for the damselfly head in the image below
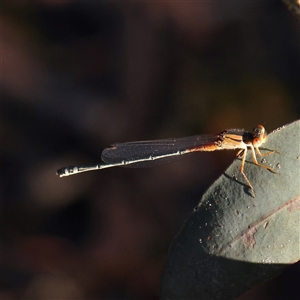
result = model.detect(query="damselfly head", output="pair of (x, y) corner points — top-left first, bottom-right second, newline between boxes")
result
(252, 125), (267, 147)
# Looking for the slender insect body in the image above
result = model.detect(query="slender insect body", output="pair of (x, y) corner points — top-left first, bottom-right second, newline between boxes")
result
(57, 124), (278, 197)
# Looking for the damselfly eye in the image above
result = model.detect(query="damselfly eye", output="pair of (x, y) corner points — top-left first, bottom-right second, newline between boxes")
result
(253, 125), (265, 138)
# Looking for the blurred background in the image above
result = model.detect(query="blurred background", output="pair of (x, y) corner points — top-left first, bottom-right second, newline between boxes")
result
(1, 1), (299, 299)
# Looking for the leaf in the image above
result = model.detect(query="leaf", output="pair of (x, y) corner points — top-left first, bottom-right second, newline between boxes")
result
(160, 120), (300, 300)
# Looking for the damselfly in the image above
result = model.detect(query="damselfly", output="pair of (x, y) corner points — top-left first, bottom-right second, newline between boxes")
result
(57, 125), (278, 196)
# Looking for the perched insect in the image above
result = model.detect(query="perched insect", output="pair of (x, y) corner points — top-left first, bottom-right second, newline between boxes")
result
(57, 125), (278, 196)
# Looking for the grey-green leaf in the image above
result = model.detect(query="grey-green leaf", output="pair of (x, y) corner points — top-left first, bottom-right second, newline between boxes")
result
(161, 120), (300, 300)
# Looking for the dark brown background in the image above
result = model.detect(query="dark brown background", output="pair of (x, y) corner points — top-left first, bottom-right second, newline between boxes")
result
(1, 1), (299, 299)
